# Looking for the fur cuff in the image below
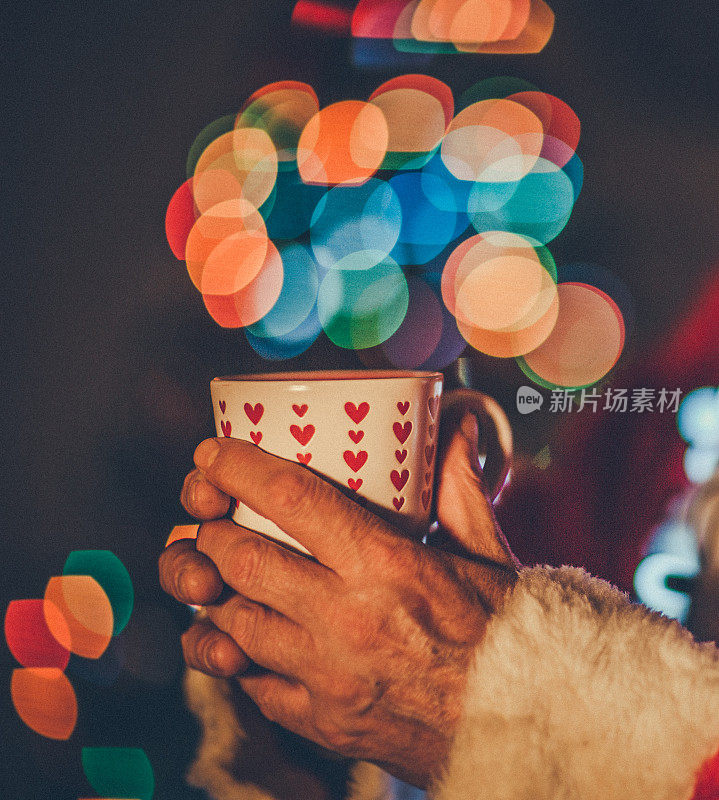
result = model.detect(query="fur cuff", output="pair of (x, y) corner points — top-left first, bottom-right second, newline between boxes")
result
(183, 667), (391, 800)
(184, 668), (278, 800)
(431, 566), (719, 800)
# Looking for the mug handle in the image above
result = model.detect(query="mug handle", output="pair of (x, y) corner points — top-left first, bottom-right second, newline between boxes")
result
(439, 389), (513, 501)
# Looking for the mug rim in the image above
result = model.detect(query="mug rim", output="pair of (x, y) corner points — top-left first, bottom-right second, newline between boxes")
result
(212, 370), (443, 382)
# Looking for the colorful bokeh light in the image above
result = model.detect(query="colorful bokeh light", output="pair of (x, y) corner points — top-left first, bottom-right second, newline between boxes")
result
(63, 551), (134, 636)
(167, 76), (626, 384)
(5, 600), (71, 669)
(4, 550), (134, 742)
(11, 667), (78, 740)
(340, 0), (554, 55)
(678, 387), (719, 484)
(44, 576), (114, 660)
(517, 283), (625, 389)
(82, 748), (155, 800)
(165, 524), (200, 547)
(298, 100), (389, 185)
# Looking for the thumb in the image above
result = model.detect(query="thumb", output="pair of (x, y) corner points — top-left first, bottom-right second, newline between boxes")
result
(434, 412), (518, 568)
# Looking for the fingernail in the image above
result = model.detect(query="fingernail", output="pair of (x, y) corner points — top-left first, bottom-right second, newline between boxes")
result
(195, 438), (220, 469)
(460, 412), (479, 442)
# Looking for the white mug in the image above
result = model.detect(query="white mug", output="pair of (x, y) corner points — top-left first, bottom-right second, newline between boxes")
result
(210, 370), (444, 554)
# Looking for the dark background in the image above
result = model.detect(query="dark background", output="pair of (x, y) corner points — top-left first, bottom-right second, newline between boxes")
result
(2, 0), (718, 797)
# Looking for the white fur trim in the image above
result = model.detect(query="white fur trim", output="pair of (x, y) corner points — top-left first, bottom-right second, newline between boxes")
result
(431, 566), (719, 800)
(184, 668), (280, 800)
(346, 761), (392, 800)
(184, 667), (393, 800)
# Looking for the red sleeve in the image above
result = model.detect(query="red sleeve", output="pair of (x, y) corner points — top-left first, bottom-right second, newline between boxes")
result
(692, 746), (719, 800)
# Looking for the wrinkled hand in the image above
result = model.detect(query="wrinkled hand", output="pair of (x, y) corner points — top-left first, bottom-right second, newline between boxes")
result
(159, 394), (519, 788)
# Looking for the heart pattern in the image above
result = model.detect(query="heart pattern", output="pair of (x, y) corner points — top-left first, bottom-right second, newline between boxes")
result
(343, 450), (368, 473)
(390, 469), (410, 492)
(345, 402), (370, 425)
(244, 402), (264, 426)
(393, 421), (412, 444)
(425, 444), (435, 465)
(219, 393), (439, 521)
(290, 424), (315, 446)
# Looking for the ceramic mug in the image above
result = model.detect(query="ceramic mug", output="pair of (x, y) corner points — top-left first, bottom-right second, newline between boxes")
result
(210, 370), (444, 554)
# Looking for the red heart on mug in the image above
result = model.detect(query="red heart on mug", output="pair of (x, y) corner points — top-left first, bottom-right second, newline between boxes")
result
(393, 421), (412, 444)
(395, 449), (407, 464)
(428, 396), (439, 419)
(345, 401), (369, 425)
(244, 402), (264, 425)
(219, 400), (226, 414)
(421, 489), (431, 510)
(250, 431), (262, 445)
(390, 469), (409, 492)
(297, 452), (312, 465)
(425, 444), (435, 465)
(343, 450), (368, 473)
(397, 401), (410, 415)
(290, 424), (315, 446)
(348, 430), (364, 444)
(424, 471), (432, 485)
(393, 497), (405, 511)
(292, 404), (308, 418)
(348, 478), (363, 492)
(221, 420), (232, 437)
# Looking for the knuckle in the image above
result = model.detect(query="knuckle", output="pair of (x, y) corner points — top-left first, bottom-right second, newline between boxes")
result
(328, 677), (372, 715)
(373, 535), (419, 577)
(200, 634), (220, 672)
(254, 684), (283, 724)
(194, 522), (211, 556)
(181, 629), (203, 670)
(160, 547), (199, 599)
(314, 713), (362, 754)
(267, 466), (317, 519)
(340, 605), (379, 651)
(176, 567), (201, 600)
(228, 538), (268, 594)
(226, 598), (261, 651)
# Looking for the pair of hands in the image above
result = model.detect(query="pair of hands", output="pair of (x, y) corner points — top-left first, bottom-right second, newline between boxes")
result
(159, 392), (519, 788)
